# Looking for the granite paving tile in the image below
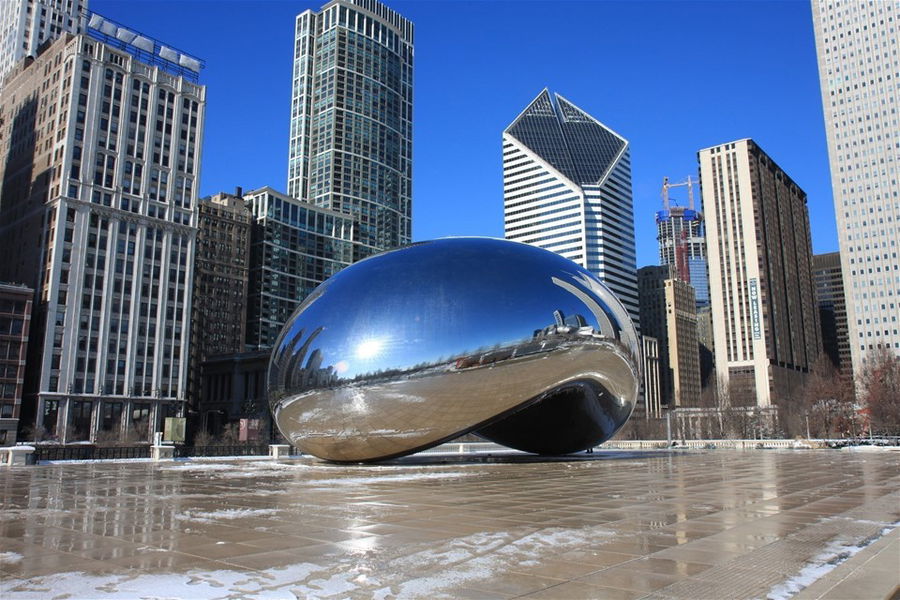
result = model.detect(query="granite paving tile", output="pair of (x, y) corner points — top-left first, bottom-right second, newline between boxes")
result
(1, 449), (898, 599)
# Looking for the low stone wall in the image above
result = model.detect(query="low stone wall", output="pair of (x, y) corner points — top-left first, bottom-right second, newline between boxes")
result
(4, 438), (894, 466)
(0, 445), (36, 465)
(425, 439), (841, 453)
(602, 439), (829, 450)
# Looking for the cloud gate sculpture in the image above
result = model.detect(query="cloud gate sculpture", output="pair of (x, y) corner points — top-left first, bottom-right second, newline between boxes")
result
(267, 237), (641, 462)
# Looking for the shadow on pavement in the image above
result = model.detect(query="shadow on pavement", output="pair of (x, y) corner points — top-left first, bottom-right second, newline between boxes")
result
(312, 448), (682, 467)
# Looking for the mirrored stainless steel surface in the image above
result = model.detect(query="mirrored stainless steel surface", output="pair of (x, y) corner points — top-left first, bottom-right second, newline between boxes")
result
(268, 237), (641, 462)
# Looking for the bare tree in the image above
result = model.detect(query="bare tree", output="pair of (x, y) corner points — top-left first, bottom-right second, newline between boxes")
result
(772, 355), (856, 439)
(697, 383), (726, 439)
(858, 347), (900, 435)
(612, 413), (668, 441)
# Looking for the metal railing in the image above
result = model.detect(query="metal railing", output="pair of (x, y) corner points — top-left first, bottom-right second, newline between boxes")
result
(31, 443), (282, 462)
(33, 445), (151, 462)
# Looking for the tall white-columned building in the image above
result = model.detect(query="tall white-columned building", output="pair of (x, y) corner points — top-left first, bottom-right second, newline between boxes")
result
(0, 15), (205, 443)
(811, 0), (900, 375)
(288, 0), (413, 261)
(0, 0), (86, 87)
(503, 89), (639, 325)
(698, 139), (820, 408)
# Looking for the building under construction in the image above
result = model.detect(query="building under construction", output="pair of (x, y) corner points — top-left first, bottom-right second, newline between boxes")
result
(656, 177), (709, 308)
(656, 177), (713, 388)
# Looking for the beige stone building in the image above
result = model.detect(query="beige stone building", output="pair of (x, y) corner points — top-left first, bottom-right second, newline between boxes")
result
(638, 265), (701, 409)
(698, 139), (821, 407)
(641, 335), (661, 418)
(0, 23), (205, 443)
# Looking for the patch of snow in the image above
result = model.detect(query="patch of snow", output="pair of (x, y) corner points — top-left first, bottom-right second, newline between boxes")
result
(155, 486), (291, 501)
(306, 471), (476, 488)
(181, 455), (274, 462)
(160, 461), (316, 478)
(0, 552), (23, 564)
(156, 461), (476, 487)
(161, 463), (233, 472)
(841, 445), (900, 453)
(823, 516), (895, 527)
(0, 508), (68, 522)
(3, 523), (617, 599)
(41, 455), (284, 466)
(40, 458), (156, 465)
(291, 572), (360, 597)
(2, 564), (323, 600)
(766, 522), (900, 600)
(389, 525), (615, 598)
(175, 508), (280, 523)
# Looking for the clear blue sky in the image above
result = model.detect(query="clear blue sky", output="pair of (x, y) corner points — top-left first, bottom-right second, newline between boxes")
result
(91, 0), (836, 268)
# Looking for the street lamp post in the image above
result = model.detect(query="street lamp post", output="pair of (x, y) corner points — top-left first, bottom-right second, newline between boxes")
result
(666, 407), (673, 446)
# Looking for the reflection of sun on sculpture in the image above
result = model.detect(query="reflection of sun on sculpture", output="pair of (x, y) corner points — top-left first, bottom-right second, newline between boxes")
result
(355, 339), (384, 360)
(268, 237), (641, 462)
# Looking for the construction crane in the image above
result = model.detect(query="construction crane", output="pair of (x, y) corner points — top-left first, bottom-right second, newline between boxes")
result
(661, 175), (697, 211)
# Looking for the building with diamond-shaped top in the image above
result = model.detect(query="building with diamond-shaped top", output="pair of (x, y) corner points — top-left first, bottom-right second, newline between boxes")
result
(503, 89), (639, 327)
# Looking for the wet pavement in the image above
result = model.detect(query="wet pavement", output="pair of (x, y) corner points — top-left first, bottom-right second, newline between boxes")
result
(1, 449), (898, 599)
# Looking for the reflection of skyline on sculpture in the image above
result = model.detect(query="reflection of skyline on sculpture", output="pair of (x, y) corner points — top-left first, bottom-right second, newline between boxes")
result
(268, 238), (640, 462)
(278, 307), (614, 387)
(271, 246), (640, 384)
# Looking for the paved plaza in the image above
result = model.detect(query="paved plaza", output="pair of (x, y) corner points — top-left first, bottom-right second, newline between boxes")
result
(1, 449), (899, 599)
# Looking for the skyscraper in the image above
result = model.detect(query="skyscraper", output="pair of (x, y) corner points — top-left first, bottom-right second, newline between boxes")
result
(698, 139), (821, 407)
(503, 89), (639, 325)
(638, 265), (701, 409)
(189, 191), (252, 413)
(243, 187), (354, 349)
(811, 0), (900, 375)
(642, 336), (661, 418)
(656, 178), (713, 389)
(0, 15), (205, 443)
(0, 283), (33, 445)
(812, 251), (850, 376)
(0, 0), (85, 87)
(656, 178), (709, 308)
(287, 0), (413, 261)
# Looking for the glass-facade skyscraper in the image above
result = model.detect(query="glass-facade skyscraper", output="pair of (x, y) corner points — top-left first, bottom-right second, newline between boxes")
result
(244, 187), (354, 349)
(287, 0), (413, 261)
(503, 89), (639, 326)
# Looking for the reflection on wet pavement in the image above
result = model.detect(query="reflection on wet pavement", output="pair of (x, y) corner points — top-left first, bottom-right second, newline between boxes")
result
(1, 450), (898, 599)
